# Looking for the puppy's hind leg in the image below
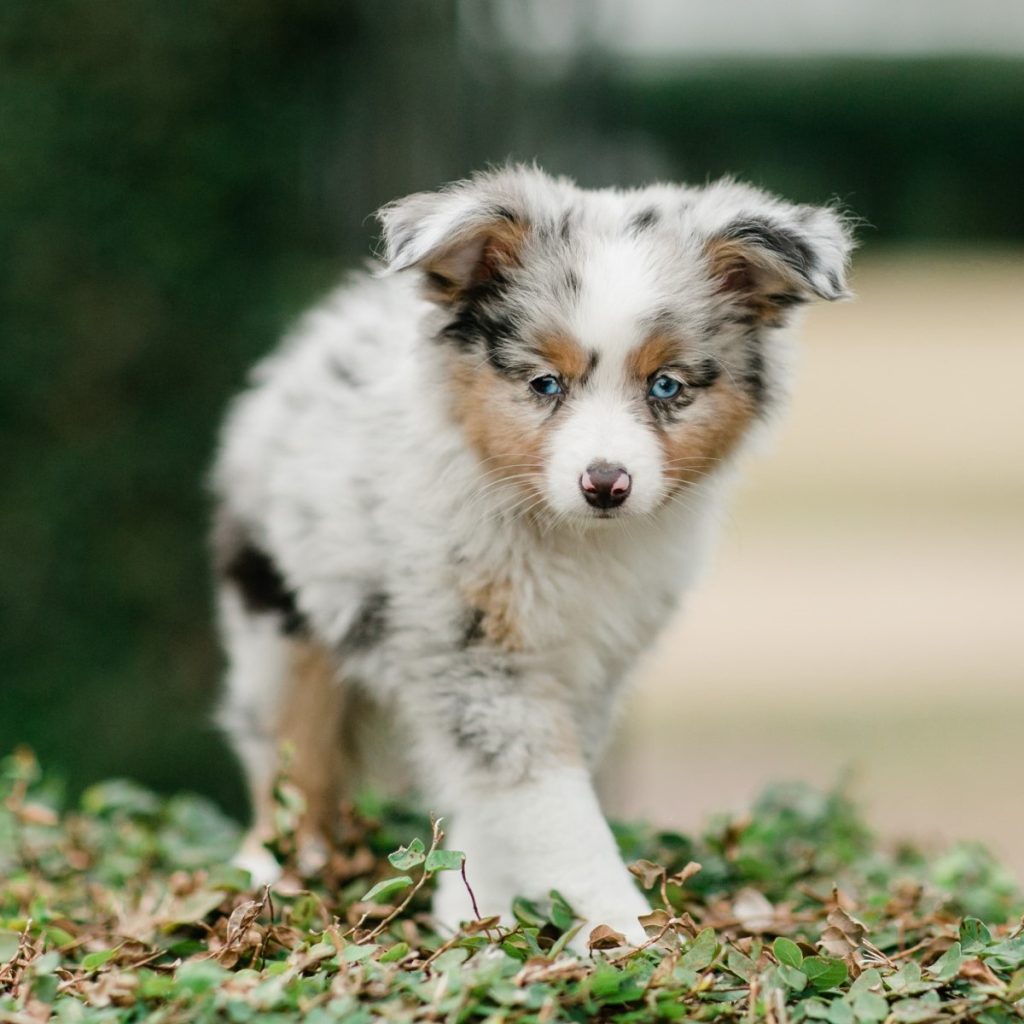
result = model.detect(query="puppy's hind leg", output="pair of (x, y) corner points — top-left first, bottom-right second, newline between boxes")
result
(216, 573), (346, 886)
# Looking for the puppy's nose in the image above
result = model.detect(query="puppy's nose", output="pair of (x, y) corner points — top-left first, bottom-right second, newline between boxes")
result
(580, 462), (632, 509)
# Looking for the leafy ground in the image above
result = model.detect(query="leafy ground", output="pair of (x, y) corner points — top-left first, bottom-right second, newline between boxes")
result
(1, 750), (1022, 1023)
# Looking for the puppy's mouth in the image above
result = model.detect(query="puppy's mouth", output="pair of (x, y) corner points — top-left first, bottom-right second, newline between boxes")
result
(566, 503), (631, 524)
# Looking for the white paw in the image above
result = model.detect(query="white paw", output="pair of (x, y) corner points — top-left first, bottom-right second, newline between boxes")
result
(564, 887), (652, 955)
(233, 839), (282, 888)
(431, 880), (472, 936)
(432, 863), (514, 935)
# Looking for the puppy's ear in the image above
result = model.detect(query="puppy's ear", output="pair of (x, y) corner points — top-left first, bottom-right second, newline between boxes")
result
(700, 186), (854, 324)
(376, 183), (529, 304)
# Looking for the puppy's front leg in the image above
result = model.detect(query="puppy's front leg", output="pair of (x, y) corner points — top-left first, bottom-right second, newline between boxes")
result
(399, 659), (649, 947)
(436, 764), (652, 949)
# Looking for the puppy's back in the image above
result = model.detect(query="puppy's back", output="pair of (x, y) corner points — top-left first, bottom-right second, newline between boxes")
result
(210, 271), (424, 535)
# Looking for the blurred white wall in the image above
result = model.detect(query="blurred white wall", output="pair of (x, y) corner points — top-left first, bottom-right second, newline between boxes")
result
(600, 0), (1024, 56)
(474, 0), (1024, 57)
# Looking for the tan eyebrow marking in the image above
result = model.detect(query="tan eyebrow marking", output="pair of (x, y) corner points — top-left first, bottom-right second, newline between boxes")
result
(535, 332), (594, 380)
(626, 333), (686, 382)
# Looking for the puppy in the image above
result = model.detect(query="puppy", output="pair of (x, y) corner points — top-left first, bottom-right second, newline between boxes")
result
(210, 166), (853, 945)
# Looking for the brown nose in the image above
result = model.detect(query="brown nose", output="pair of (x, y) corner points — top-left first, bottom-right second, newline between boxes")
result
(580, 462), (632, 509)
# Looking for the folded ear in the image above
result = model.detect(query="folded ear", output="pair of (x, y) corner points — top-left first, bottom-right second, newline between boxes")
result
(376, 182), (529, 304)
(701, 186), (854, 324)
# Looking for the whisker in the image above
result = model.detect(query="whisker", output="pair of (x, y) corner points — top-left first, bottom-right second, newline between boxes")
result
(661, 455), (726, 467)
(462, 474), (543, 508)
(509, 495), (548, 527)
(475, 487), (545, 528)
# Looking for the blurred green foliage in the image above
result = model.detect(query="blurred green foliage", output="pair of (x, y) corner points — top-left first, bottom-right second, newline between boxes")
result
(1, 0), (1022, 817)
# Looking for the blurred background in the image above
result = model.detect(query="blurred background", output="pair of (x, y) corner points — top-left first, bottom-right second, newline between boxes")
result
(2, 2), (1021, 874)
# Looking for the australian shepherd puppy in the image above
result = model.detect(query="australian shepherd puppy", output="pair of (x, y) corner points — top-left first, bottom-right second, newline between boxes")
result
(211, 165), (853, 947)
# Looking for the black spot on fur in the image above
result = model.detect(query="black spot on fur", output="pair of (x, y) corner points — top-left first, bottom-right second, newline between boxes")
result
(723, 216), (816, 277)
(684, 357), (721, 389)
(742, 335), (767, 407)
(451, 720), (499, 767)
(448, 695), (516, 768)
(222, 543), (307, 635)
(340, 591), (390, 652)
(440, 274), (519, 361)
(484, 329), (529, 376)
(441, 280), (538, 381)
(628, 207), (659, 234)
(425, 270), (455, 294)
(703, 314), (732, 337)
(461, 608), (486, 647)
(647, 308), (681, 332)
(765, 292), (806, 309)
(562, 268), (581, 298)
(435, 663), (529, 772)
(559, 211), (573, 242)
(328, 356), (359, 386)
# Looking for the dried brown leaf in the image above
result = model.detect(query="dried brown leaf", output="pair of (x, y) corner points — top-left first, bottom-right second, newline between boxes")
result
(828, 906), (868, 943)
(674, 911), (700, 938)
(463, 915), (502, 935)
(82, 970), (139, 1009)
(639, 909), (671, 934)
(668, 861), (702, 887)
(628, 859), (666, 889)
(819, 905), (869, 957)
(587, 924), (627, 950)
(820, 926), (856, 957)
(224, 898), (264, 950)
(959, 958), (1002, 986)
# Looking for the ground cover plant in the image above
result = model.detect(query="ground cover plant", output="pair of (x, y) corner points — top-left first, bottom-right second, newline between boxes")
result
(1, 749), (1022, 1023)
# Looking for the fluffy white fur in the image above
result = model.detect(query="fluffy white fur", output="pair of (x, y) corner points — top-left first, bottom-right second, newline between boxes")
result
(210, 166), (853, 949)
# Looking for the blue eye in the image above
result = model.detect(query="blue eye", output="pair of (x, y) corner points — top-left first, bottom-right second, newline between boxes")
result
(648, 375), (683, 400)
(530, 375), (563, 397)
